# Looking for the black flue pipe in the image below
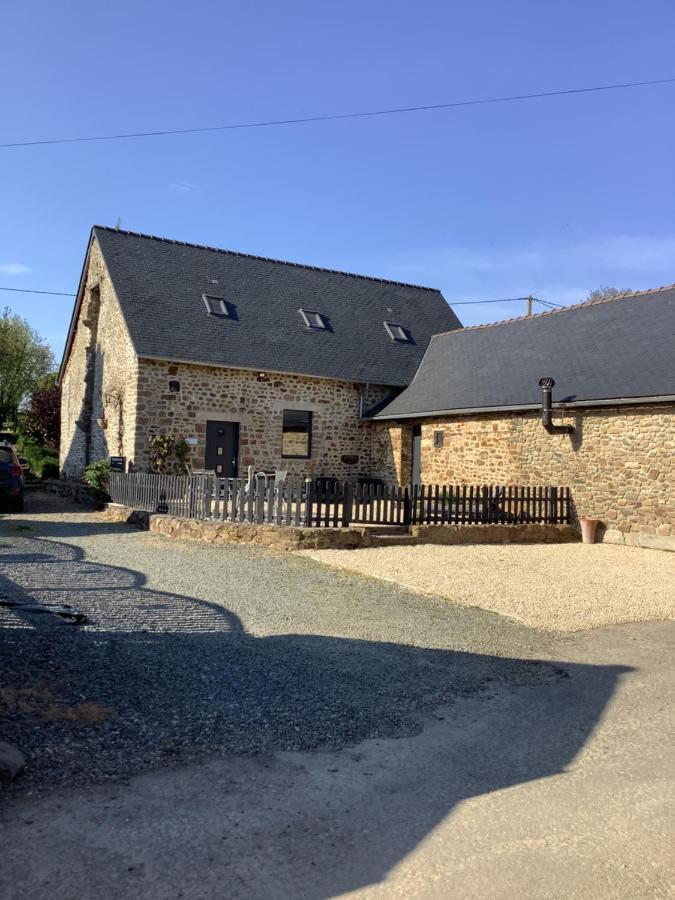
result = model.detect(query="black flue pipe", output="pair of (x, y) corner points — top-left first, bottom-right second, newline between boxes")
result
(538, 377), (574, 434)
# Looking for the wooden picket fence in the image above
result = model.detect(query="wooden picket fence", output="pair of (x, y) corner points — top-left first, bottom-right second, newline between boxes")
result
(108, 473), (572, 528)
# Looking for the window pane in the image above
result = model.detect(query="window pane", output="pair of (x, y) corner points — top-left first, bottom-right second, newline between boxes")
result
(203, 295), (233, 317)
(282, 409), (312, 458)
(298, 309), (328, 330)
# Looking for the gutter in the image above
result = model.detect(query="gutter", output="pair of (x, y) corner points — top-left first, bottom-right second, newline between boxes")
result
(367, 394), (675, 421)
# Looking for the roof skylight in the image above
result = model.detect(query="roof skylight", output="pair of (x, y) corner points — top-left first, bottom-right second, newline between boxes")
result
(298, 308), (329, 330)
(384, 321), (412, 343)
(203, 295), (234, 318)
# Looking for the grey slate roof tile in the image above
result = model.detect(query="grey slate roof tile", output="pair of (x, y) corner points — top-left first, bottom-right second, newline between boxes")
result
(371, 286), (675, 418)
(93, 227), (461, 386)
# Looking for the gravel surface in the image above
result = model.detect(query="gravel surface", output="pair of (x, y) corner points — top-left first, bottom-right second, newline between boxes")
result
(1, 494), (567, 796)
(303, 543), (675, 631)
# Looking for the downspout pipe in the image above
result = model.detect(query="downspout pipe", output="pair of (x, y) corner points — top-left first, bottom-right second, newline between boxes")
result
(538, 377), (575, 434)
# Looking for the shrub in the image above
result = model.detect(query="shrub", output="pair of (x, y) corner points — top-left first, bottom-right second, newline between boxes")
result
(148, 433), (175, 474)
(83, 459), (112, 505)
(20, 373), (60, 450)
(174, 439), (190, 476)
(15, 433), (59, 479)
(149, 432), (190, 474)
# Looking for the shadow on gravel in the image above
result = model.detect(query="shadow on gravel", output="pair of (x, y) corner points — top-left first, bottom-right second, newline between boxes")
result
(0, 523), (630, 897)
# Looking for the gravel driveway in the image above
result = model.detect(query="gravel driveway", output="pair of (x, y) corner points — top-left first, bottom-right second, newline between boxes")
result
(1, 493), (567, 795)
(303, 543), (675, 631)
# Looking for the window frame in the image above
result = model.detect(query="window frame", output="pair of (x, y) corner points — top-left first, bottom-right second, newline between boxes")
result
(298, 308), (328, 331)
(383, 321), (412, 343)
(203, 294), (234, 318)
(281, 409), (313, 459)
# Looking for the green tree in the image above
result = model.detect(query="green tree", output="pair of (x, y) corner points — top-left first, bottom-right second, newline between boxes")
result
(585, 286), (630, 304)
(0, 307), (54, 427)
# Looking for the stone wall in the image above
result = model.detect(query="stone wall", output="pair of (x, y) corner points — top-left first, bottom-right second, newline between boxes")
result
(371, 404), (675, 548)
(371, 422), (411, 485)
(410, 523), (579, 544)
(60, 238), (138, 477)
(102, 505), (579, 549)
(102, 504), (374, 550)
(134, 358), (391, 480)
(44, 479), (97, 508)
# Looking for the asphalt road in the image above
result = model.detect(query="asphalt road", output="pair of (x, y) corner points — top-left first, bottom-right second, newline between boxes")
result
(1, 493), (673, 898)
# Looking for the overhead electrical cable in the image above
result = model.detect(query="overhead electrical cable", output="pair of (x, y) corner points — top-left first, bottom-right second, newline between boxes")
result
(0, 286), (566, 307)
(1, 77), (674, 149)
(0, 286), (76, 297)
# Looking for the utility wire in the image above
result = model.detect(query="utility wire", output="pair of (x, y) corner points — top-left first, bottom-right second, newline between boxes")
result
(0, 286), (570, 309)
(534, 298), (565, 309)
(448, 297), (564, 308)
(0, 286), (76, 297)
(2, 77), (674, 150)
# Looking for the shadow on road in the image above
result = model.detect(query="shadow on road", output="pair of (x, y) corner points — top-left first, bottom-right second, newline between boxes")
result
(0, 506), (630, 897)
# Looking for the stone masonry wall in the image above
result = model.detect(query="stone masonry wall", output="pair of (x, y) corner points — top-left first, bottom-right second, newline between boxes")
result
(371, 422), (412, 485)
(60, 239), (138, 477)
(134, 358), (391, 480)
(371, 404), (675, 548)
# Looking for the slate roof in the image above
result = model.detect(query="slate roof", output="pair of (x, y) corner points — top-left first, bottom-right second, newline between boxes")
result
(88, 227), (461, 387)
(370, 286), (675, 419)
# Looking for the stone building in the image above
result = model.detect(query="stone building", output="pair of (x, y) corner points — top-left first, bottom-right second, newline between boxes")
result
(368, 287), (675, 550)
(58, 226), (459, 482)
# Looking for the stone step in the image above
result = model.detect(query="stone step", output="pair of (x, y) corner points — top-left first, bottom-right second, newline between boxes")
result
(364, 525), (409, 536)
(369, 533), (418, 547)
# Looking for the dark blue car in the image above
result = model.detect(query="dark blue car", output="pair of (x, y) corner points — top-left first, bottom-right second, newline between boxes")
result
(0, 444), (24, 511)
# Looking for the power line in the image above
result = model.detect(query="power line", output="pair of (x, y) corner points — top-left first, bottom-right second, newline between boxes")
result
(534, 297), (565, 309)
(448, 296), (529, 305)
(2, 77), (674, 150)
(0, 286), (571, 309)
(0, 286), (76, 297)
(0, 287), (536, 306)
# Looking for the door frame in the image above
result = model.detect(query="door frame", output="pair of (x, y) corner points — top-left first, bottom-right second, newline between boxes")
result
(205, 420), (240, 478)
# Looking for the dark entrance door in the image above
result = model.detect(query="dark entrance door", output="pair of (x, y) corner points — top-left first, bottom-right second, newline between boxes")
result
(411, 424), (422, 486)
(205, 421), (239, 477)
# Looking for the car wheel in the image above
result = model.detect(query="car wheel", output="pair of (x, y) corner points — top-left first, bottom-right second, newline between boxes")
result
(10, 495), (24, 512)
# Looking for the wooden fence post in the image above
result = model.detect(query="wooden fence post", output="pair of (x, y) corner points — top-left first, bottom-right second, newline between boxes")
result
(305, 479), (314, 527)
(255, 475), (265, 524)
(341, 481), (353, 528)
(403, 485), (411, 526)
(481, 485), (489, 523)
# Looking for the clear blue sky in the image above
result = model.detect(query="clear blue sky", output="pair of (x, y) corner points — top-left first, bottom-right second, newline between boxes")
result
(2, 0), (674, 362)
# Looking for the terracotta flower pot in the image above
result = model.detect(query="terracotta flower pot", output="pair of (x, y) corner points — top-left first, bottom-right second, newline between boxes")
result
(579, 516), (600, 544)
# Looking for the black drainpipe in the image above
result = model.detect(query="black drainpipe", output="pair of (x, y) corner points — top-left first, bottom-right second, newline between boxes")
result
(538, 377), (574, 434)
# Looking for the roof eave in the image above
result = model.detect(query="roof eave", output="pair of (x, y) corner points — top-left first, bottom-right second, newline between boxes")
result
(137, 353), (403, 387)
(369, 394), (675, 420)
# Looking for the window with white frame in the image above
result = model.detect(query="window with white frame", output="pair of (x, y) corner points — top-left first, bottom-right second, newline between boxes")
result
(384, 321), (412, 342)
(203, 295), (235, 318)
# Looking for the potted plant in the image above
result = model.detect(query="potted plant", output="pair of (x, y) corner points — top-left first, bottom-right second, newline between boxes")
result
(579, 516), (600, 544)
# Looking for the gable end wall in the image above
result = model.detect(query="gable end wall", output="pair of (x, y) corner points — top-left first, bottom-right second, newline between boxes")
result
(59, 238), (139, 477)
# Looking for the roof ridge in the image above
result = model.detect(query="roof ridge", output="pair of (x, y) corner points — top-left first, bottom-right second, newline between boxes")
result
(92, 225), (440, 293)
(434, 282), (675, 336)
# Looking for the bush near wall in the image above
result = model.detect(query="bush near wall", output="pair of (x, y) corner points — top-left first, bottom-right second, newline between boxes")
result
(15, 434), (59, 479)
